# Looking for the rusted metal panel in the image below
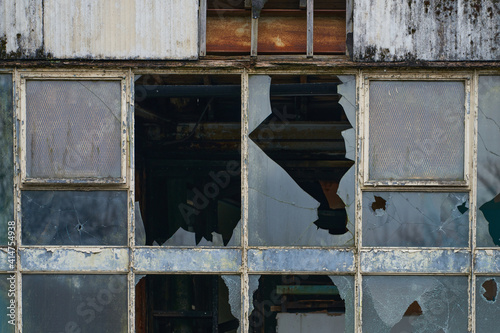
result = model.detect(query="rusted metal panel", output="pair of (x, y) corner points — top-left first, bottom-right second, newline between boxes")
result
(42, 0), (198, 60)
(0, 0), (43, 58)
(248, 249), (355, 272)
(19, 248), (129, 272)
(475, 250), (500, 274)
(354, 0), (500, 61)
(361, 249), (470, 274)
(206, 11), (345, 54)
(134, 248), (242, 272)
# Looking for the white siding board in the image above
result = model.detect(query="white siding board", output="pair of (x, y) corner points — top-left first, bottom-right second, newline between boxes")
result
(43, 0), (198, 59)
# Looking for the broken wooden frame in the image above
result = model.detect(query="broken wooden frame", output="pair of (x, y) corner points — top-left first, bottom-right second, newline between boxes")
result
(199, 0), (347, 57)
(1, 68), (500, 332)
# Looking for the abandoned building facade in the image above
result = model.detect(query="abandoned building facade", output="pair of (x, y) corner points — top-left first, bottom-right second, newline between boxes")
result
(0, 0), (499, 332)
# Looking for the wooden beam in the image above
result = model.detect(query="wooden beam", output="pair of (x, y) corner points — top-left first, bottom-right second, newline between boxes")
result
(307, 0), (314, 58)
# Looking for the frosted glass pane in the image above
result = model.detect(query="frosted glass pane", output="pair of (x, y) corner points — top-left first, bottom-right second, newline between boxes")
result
(369, 81), (465, 181)
(363, 192), (469, 247)
(25, 80), (121, 179)
(22, 275), (128, 333)
(476, 276), (500, 332)
(476, 76), (500, 247)
(362, 276), (468, 333)
(0, 75), (13, 245)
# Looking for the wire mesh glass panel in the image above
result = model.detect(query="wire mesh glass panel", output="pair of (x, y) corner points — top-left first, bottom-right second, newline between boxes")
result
(21, 191), (128, 245)
(25, 80), (122, 179)
(0, 75), (13, 245)
(362, 192), (469, 247)
(22, 274), (128, 333)
(368, 81), (465, 181)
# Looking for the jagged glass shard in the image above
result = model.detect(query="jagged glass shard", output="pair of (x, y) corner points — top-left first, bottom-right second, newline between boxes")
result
(476, 277), (500, 332)
(25, 80), (122, 179)
(135, 202), (146, 246)
(363, 276), (468, 333)
(337, 75), (356, 127)
(363, 192), (469, 247)
(248, 75), (273, 133)
(248, 140), (327, 246)
(0, 274), (15, 333)
(369, 81), (465, 181)
(222, 275), (242, 333)
(0, 74), (13, 246)
(329, 276), (355, 333)
(21, 191), (128, 245)
(22, 275), (128, 333)
(342, 128), (355, 161)
(477, 76), (500, 247)
(336, 166), (355, 246)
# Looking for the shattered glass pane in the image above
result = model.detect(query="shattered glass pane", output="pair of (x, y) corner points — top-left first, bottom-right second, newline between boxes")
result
(136, 275), (240, 332)
(249, 275), (351, 333)
(22, 275), (128, 333)
(26, 80), (122, 179)
(248, 75), (355, 246)
(21, 191), (127, 245)
(0, 274), (15, 333)
(476, 276), (500, 332)
(0, 74), (13, 245)
(135, 74), (242, 247)
(369, 81), (465, 181)
(363, 192), (469, 247)
(477, 76), (500, 246)
(362, 276), (468, 333)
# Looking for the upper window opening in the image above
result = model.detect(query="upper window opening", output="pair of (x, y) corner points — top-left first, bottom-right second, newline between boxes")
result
(204, 0), (346, 56)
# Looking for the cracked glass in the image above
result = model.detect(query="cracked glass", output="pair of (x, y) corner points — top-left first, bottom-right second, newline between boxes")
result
(247, 75), (355, 246)
(21, 190), (127, 245)
(368, 81), (465, 181)
(1, 274), (15, 333)
(362, 276), (468, 333)
(135, 274), (240, 332)
(22, 274), (128, 333)
(0, 74), (13, 245)
(249, 275), (353, 333)
(477, 76), (500, 246)
(362, 192), (469, 247)
(25, 80), (122, 179)
(476, 276), (500, 332)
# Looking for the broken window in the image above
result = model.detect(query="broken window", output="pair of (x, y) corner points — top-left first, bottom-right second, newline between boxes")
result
(135, 75), (241, 246)
(476, 277), (500, 332)
(203, 0), (346, 56)
(0, 74), (13, 245)
(476, 76), (500, 247)
(249, 275), (353, 332)
(247, 74), (355, 246)
(367, 80), (467, 184)
(135, 274), (240, 333)
(362, 276), (468, 333)
(22, 274), (128, 332)
(362, 192), (469, 247)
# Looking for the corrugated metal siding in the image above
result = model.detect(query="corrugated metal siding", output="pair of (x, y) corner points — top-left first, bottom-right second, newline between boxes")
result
(0, 0), (43, 58)
(1, 0), (198, 60)
(44, 0), (198, 59)
(354, 0), (500, 61)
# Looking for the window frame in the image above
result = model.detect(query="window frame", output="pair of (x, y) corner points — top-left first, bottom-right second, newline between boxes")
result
(17, 71), (130, 185)
(360, 72), (473, 188)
